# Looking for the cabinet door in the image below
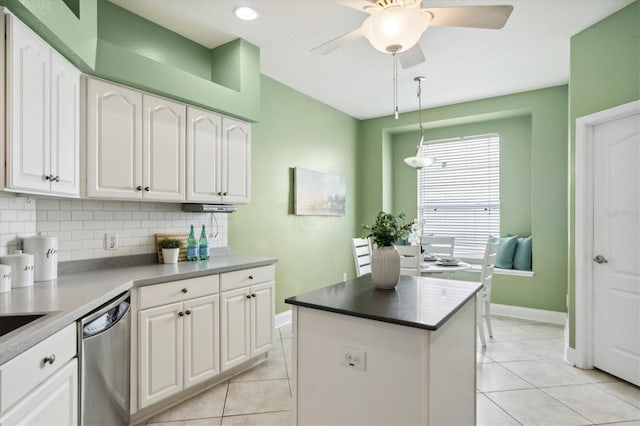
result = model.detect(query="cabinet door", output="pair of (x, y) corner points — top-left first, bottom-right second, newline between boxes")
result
(0, 359), (78, 426)
(86, 78), (143, 199)
(50, 51), (80, 196)
(139, 302), (183, 408)
(251, 281), (275, 356)
(221, 287), (251, 371)
(6, 16), (51, 192)
(184, 294), (220, 388)
(186, 107), (223, 202)
(221, 117), (251, 204)
(143, 94), (186, 201)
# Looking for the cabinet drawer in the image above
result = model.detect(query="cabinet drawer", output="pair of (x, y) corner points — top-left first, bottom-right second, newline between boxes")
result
(221, 265), (275, 292)
(0, 323), (76, 414)
(138, 274), (220, 310)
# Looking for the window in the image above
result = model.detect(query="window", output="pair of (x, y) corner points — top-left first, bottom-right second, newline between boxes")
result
(418, 134), (500, 258)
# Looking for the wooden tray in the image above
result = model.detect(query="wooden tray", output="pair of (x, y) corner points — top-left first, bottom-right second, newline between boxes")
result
(155, 233), (189, 263)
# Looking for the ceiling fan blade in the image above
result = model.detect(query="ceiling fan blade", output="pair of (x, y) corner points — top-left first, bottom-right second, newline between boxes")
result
(399, 44), (425, 69)
(426, 5), (513, 29)
(334, 0), (381, 14)
(311, 27), (364, 55)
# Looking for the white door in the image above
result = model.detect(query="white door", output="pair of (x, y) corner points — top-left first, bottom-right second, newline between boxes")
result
(7, 16), (51, 192)
(222, 118), (251, 204)
(184, 294), (220, 388)
(50, 51), (80, 196)
(138, 302), (183, 408)
(143, 94), (186, 201)
(86, 78), (143, 199)
(221, 287), (251, 371)
(593, 111), (640, 386)
(0, 359), (78, 426)
(251, 282), (275, 356)
(186, 107), (222, 202)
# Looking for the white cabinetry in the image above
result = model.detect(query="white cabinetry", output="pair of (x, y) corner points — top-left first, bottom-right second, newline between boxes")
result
(86, 78), (186, 201)
(137, 276), (220, 409)
(220, 266), (275, 371)
(0, 323), (78, 425)
(5, 14), (80, 196)
(187, 107), (251, 204)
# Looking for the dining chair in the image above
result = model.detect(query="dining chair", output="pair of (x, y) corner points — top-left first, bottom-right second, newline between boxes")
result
(397, 244), (422, 276)
(477, 236), (500, 347)
(421, 235), (455, 259)
(352, 238), (372, 277)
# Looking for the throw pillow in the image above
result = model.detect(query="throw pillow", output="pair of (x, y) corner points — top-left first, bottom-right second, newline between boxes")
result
(513, 236), (533, 271)
(495, 235), (518, 269)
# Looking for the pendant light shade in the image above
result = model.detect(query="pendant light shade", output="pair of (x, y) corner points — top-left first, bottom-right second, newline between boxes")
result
(362, 7), (432, 54)
(404, 76), (435, 169)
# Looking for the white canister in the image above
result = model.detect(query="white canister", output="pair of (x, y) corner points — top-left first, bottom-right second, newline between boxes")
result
(23, 234), (58, 281)
(0, 265), (11, 293)
(0, 251), (34, 288)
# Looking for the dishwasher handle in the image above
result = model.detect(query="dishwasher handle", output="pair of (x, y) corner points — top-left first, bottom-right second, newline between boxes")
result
(82, 296), (130, 339)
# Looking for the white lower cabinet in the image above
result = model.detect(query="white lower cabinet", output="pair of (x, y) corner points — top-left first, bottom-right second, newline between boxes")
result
(0, 358), (78, 426)
(0, 323), (78, 425)
(221, 280), (275, 371)
(138, 294), (220, 409)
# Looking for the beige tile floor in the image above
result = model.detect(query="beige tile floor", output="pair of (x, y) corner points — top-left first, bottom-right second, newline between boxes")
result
(147, 316), (640, 426)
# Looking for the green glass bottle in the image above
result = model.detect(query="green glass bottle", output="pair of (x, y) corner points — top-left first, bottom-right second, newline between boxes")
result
(199, 225), (209, 260)
(186, 225), (198, 261)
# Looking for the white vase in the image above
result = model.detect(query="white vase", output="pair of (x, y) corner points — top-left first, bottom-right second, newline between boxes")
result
(162, 248), (180, 264)
(371, 245), (401, 289)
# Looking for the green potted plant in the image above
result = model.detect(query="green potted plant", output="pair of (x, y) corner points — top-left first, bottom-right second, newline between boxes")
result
(159, 238), (183, 264)
(363, 212), (413, 289)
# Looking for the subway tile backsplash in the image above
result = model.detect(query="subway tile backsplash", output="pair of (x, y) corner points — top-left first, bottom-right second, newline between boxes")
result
(0, 193), (228, 261)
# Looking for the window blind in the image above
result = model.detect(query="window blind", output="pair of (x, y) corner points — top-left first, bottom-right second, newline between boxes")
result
(418, 134), (500, 258)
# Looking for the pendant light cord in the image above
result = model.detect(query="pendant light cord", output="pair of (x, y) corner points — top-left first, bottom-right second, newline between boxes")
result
(415, 76), (425, 154)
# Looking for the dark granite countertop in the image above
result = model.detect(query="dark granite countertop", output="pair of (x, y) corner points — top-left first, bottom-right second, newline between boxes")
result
(285, 274), (482, 331)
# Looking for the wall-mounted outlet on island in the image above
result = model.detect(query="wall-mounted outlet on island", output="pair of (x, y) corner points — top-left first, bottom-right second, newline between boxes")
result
(342, 346), (366, 371)
(104, 232), (118, 250)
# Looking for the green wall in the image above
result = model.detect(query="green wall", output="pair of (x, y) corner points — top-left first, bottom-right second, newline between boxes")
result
(567, 1), (640, 347)
(228, 76), (359, 314)
(3, 0), (261, 121)
(359, 87), (569, 313)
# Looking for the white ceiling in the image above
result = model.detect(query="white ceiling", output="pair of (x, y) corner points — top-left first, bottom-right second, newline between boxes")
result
(110, 0), (635, 120)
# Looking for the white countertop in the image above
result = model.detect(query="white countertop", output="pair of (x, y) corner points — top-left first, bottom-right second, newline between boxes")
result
(0, 255), (278, 365)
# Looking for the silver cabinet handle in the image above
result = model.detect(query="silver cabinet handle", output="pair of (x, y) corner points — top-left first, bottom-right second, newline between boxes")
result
(593, 255), (608, 264)
(42, 354), (56, 366)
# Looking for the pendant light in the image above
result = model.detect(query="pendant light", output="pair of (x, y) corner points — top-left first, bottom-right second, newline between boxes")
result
(404, 76), (435, 168)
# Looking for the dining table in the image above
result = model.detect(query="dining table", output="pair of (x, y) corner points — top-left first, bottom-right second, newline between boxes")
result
(420, 259), (471, 274)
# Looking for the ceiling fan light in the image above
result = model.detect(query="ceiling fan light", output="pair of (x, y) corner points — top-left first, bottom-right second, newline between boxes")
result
(362, 7), (431, 53)
(403, 156), (435, 169)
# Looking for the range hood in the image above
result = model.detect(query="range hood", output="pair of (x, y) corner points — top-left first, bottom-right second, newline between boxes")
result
(182, 204), (237, 213)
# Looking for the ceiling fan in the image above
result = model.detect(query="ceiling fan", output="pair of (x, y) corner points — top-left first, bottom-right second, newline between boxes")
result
(312, 0), (513, 69)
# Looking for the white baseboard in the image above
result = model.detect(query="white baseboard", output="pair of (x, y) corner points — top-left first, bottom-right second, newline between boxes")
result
(491, 303), (566, 325)
(275, 309), (292, 328)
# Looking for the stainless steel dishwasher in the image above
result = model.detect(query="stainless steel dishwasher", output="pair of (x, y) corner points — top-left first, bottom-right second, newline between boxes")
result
(79, 291), (131, 426)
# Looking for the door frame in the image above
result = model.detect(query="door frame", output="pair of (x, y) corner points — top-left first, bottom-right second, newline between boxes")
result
(573, 99), (640, 368)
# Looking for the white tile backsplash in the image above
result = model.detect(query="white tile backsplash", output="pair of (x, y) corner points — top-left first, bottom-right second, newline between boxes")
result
(0, 193), (228, 261)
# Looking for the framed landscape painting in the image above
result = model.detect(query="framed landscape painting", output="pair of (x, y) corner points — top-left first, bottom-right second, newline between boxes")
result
(294, 167), (346, 216)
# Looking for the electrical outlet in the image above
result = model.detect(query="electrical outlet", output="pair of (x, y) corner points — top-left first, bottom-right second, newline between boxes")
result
(104, 232), (118, 250)
(343, 272), (347, 281)
(342, 346), (366, 371)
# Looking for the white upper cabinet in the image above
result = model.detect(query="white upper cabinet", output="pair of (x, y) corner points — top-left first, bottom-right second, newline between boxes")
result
(86, 78), (187, 201)
(5, 14), (80, 196)
(143, 94), (186, 201)
(222, 118), (251, 204)
(186, 107), (251, 204)
(86, 78), (143, 200)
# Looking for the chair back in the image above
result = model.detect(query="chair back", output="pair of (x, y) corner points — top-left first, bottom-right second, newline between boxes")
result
(480, 236), (501, 296)
(421, 235), (455, 258)
(352, 238), (372, 277)
(397, 245), (421, 276)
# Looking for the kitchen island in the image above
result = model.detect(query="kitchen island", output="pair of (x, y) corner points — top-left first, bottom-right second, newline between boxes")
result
(285, 274), (482, 426)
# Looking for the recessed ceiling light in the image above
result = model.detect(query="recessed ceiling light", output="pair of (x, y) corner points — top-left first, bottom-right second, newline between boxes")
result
(234, 6), (258, 21)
